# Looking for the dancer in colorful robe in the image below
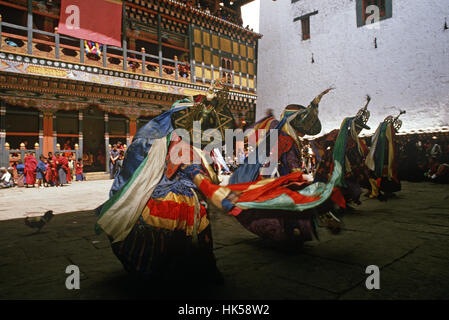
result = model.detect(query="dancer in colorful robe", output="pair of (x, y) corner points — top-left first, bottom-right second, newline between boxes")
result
(365, 110), (406, 200)
(95, 84), (336, 281)
(228, 88), (345, 243)
(95, 82), (347, 282)
(24, 152), (38, 187)
(231, 88), (333, 181)
(96, 82), (237, 283)
(312, 95), (371, 208)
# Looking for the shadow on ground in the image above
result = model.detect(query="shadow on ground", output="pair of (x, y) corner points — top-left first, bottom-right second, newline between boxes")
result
(1, 181), (449, 299)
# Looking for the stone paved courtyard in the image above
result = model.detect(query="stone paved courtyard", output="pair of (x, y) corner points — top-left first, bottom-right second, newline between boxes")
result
(0, 180), (448, 300)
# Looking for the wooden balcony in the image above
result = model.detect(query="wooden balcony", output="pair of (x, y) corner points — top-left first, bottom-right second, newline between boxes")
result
(0, 19), (256, 93)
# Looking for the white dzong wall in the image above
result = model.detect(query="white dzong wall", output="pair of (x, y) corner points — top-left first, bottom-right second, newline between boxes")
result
(257, 0), (449, 136)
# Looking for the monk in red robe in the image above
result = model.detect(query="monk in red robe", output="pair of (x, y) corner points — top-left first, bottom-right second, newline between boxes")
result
(55, 153), (68, 186)
(63, 140), (72, 158)
(65, 154), (73, 183)
(46, 159), (53, 186)
(24, 152), (38, 187)
(50, 153), (59, 186)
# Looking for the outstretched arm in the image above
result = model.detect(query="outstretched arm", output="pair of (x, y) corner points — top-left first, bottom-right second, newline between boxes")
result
(182, 163), (240, 212)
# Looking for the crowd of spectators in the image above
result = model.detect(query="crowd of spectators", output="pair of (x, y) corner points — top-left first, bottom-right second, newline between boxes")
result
(214, 133), (449, 185)
(1, 139), (129, 189)
(3, 133), (448, 189)
(109, 142), (126, 180)
(1, 151), (84, 189)
(395, 135), (449, 183)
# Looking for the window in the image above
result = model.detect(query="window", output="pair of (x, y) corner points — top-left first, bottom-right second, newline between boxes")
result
(293, 11), (318, 41)
(301, 17), (310, 41)
(190, 26), (257, 81)
(221, 57), (233, 84)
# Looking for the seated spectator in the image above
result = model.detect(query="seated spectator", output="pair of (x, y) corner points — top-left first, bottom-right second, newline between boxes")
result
(15, 160), (25, 187)
(0, 167), (14, 188)
(425, 157), (449, 184)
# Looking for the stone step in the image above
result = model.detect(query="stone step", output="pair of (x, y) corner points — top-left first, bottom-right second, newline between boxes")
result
(84, 172), (111, 181)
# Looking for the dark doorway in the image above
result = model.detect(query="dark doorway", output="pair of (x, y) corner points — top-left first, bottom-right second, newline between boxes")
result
(83, 107), (105, 172)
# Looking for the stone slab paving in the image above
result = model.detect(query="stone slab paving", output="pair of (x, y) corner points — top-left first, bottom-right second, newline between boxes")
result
(0, 180), (113, 221)
(0, 181), (448, 299)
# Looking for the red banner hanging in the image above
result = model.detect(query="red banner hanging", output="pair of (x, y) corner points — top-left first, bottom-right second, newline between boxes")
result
(58, 0), (122, 47)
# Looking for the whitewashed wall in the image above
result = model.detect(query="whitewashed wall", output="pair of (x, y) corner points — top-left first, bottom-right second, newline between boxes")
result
(257, 0), (449, 136)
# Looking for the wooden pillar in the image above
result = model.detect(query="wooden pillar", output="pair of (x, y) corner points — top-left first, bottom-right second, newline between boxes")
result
(188, 24), (195, 83)
(122, 2), (128, 71)
(27, 0), (33, 55)
(42, 111), (54, 157)
(212, 0), (220, 13)
(126, 118), (130, 146)
(43, 17), (54, 33)
(0, 101), (6, 167)
(78, 111), (83, 161)
(104, 112), (109, 173)
(129, 116), (138, 143)
(52, 113), (57, 153)
(38, 111), (43, 157)
(129, 37), (136, 51)
(157, 14), (163, 77)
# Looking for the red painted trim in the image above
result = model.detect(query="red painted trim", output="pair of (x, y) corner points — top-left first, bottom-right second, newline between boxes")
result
(108, 135), (127, 138)
(6, 132), (39, 136)
(56, 134), (79, 137)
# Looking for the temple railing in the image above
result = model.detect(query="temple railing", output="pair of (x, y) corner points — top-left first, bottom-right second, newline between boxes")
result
(4, 147), (41, 168)
(0, 19), (256, 92)
(0, 19), (191, 83)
